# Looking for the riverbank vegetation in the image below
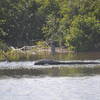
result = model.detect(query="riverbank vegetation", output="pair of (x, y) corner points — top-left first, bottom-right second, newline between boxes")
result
(0, 0), (100, 55)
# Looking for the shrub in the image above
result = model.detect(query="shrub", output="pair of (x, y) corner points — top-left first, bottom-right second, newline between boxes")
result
(36, 41), (49, 48)
(0, 41), (8, 51)
(66, 16), (100, 52)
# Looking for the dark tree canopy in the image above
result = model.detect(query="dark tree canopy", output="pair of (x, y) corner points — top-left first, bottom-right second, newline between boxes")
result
(0, 0), (100, 51)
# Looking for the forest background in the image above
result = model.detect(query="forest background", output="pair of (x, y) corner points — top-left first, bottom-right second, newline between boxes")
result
(0, 0), (100, 52)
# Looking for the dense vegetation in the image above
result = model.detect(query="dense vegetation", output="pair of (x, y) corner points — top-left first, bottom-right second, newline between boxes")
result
(0, 0), (100, 51)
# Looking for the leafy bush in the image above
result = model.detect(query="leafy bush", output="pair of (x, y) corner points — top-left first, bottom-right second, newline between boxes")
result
(5, 50), (35, 61)
(66, 15), (100, 51)
(0, 41), (8, 51)
(36, 41), (49, 48)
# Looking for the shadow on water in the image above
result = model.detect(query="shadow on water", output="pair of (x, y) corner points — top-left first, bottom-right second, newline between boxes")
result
(0, 66), (100, 79)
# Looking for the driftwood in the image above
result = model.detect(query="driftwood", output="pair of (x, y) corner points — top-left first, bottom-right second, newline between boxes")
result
(34, 59), (100, 65)
(20, 46), (36, 51)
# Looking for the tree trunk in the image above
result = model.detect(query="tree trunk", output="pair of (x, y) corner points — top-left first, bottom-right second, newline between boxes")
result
(51, 41), (56, 55)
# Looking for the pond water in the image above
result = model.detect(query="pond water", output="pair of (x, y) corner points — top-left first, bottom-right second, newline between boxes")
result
(0, 52), (100, 100)
(0, 76), (100, 100)
(34, 51), (100, 60)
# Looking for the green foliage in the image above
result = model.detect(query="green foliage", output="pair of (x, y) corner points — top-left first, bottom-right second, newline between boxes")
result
(0, 40), (8, 51)
(3, 50), (35, 61)
(66, 15), (100, 51)
(0, 0), (44, 47)
(36, 41), (49, 48)
(42, 13), (59, 40)
(0, 0), (100, 51)
(0, 50), (5, 61)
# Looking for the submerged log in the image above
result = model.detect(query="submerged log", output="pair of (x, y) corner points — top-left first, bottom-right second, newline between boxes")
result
(34, 59), (100, 65)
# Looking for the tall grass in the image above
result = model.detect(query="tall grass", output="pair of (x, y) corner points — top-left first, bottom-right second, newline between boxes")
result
(0, 50), (35, 61)
(0, 50), (5, 61)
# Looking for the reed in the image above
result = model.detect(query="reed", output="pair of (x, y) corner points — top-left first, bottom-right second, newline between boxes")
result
(0, 50), (35, 61)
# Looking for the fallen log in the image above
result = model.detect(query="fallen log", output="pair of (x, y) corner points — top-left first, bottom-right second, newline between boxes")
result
(34, 59), (100, 65)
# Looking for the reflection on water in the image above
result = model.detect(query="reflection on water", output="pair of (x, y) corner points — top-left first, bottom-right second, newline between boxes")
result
(35, 52), (100, 60)
(0, 65), (100, 78)
(4, 52), (100, 61)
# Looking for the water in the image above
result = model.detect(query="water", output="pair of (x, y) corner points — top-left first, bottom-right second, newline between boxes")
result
(0, 52), (100, 100)
(35, 52), (100, 60)
(0, 76), (100, 100)
(0, 65), (100, 100)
